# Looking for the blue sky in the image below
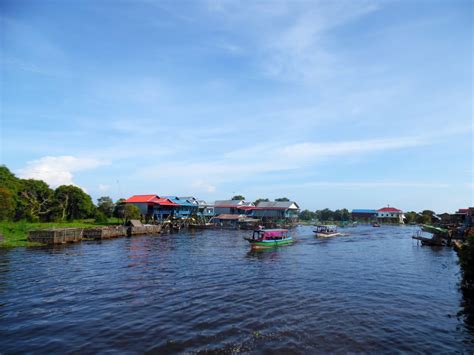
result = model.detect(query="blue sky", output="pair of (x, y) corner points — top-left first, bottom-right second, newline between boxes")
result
(1, 0), (472, 212)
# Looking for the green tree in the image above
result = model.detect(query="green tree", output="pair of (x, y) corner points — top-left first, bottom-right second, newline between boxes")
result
(16, 179), (54, 221)
(299, 209), (315, 221)
(124, 204), (141, 221)
(459, 235), (474, 294)
(333, 209), (342, 221)
(53, 185), (95, 221)
(231, 195), (245, 200)
(97, 196), (114, 217)
(0, 188), (16, 221)
(113, 198), (126, 219)
(254, 198), (269, 205)
(0, 166), (22, 192)
(318, 208), (334, 221)
(340, 208), (350, 221)
(275, 197), (290, 201)
(405, 211), (418, 224)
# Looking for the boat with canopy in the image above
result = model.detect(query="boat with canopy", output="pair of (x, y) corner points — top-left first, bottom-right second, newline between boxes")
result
(244, 229), (293, 249)
(313, 225), (343, 238)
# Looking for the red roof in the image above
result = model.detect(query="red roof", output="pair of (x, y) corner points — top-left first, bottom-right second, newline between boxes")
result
(378, 207), (401, 212)
(125, 195), (160, 203)
(155, 198), (179, 206)
(125, 195), (179, 206)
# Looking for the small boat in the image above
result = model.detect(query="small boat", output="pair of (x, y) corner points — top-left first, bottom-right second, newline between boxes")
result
(372, 223), (380, 227)
(244, 229), (293, 249)
(188, 223), (214, 229)
(313, 225), (343, 238)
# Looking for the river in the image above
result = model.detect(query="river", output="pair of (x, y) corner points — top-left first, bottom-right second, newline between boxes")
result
(0, 225), (472, 353)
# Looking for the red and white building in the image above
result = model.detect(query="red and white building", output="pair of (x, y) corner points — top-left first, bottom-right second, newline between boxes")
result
(377, 206), (405, 224)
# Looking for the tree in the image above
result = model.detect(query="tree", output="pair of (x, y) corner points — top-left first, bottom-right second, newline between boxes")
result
(52, 185), (95, 221)
(318, 208), (334, 221)
(113, 198), (126, 219)
(254, 198), (269, 205)
(97, 196), (114, 217)
(0, 166), (22, 193)
(124, 204), (141, 221)
(299, 209), (315, 221)
(405, 211), (418, 224)
(340, 208), (350, 221)
(0, 188), (15, 221)
(275, 197), (290, 202)
(231, 195), (245, 200)
(16, 179), (54, 221)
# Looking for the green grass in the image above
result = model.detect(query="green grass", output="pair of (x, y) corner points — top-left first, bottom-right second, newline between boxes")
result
(0, 218), (122, 248)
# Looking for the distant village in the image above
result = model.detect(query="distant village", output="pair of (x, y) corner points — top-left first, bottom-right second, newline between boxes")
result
(121, 194), (471, 228)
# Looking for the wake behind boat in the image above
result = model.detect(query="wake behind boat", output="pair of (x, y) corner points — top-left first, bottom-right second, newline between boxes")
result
(244, 229), (293, 249)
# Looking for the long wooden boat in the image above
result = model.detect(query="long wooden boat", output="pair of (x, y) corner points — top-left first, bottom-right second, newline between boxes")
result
(421, 224), (448, 236)
(244, 229), (293, 249)
(313, 225), (343, 238)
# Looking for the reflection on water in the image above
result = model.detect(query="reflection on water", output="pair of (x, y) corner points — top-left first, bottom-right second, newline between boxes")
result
(0, 225), (472, 352)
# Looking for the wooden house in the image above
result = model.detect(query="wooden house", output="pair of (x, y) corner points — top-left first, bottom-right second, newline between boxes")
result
(377, 206), (405, 224)
(252, 201), (300, 221)
(214, 200), (254, 215)
(124, 195), (179, 221)
(351, 209), (378, 222)
(164, 196), (198, 218)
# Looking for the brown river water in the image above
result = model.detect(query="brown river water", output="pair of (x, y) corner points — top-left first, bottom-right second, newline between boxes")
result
(0, 225), (473, 353)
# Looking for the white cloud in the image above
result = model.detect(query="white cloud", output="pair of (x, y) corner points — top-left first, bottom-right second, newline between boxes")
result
(18, 156), (108, 187)
(98, 184), (111, 192)
(192, 180), (216, 193)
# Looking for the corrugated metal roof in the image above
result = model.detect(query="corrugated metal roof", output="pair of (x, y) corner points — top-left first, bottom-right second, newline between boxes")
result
(125, 195), (159, 203)
(214, 200), (246, 207)
(163, 196), (196, 207)
(256, 201), (299, 209)
(378, 207), (402, 212)
(352, 209), (378, 214)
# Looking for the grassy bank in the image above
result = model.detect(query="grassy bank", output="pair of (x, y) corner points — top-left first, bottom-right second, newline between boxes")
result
(0, 219), (121, 248)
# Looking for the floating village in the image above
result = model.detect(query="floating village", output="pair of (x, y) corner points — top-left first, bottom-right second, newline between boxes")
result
(27, 194), (474, 252)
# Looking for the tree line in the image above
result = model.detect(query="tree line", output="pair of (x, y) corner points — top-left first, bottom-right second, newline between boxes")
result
(0, 166), (139, 223)
(299, 208), (446, 223)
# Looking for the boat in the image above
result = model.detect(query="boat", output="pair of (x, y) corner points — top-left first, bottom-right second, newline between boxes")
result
(243, 229), (293, 249)
(313, 225), (343, 238)
(421, 224), (448, 236)
(372, 223), (380, 227)
(188, 223), (214, 229)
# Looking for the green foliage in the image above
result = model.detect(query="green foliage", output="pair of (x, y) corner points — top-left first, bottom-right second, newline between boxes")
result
(231, 195), (245, 200)
(124, 204), (141, 221)
(317, 208), (334, 221)
(405, 211), (418, 224)
(0, 188), (16, 221)
(97, 196), (114, 217)
(299, 209), (316, 221)
(459, 235), (474, 292)
(16, 179), (54, 222)
(275, 197), (290, 201)
(254, 198), (269, 205)
(113, 198), (126, 219)
(0, 166), (22, 192)
(94, 210), (109, 224)
(53, 185), (95, 221)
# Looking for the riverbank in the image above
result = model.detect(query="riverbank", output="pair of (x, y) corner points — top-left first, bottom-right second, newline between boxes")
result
(0, 220), (120, 247)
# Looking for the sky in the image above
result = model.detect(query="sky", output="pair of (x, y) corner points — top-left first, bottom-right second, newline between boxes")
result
(0, 0), (472, 213)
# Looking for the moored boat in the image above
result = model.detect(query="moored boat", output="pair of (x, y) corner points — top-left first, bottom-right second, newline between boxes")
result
(244, 229), (293, 249)
(313, 225), (343, 238)
(372, 223), (381, 227)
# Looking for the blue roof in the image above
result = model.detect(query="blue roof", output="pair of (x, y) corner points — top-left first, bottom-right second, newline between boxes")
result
(163, 196), (196, 207)
(352, 209), (377, 214)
